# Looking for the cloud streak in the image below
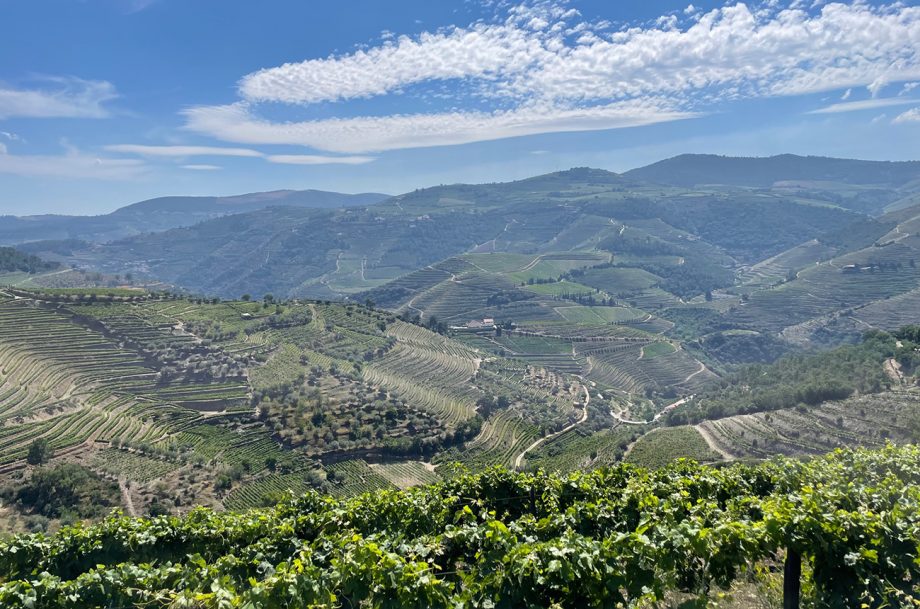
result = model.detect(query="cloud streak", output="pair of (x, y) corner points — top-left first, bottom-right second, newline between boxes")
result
(105, 144), (263, 157)
(107, 142), (375, 165)
(0, 150), (145, 180)
(0, 77), (117, 119)
(266, 154), (376, 165)
(184, 100), (698, 154)
(181, 164), (222, 171)
(807, 97), (919, 114)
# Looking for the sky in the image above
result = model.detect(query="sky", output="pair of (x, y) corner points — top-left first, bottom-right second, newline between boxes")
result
(0, 0), (919, 215)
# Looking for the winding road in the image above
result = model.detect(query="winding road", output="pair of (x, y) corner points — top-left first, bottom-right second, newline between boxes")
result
(514, 383), (590, 469)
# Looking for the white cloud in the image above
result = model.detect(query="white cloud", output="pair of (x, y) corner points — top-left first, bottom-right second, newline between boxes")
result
(0, 131), (21, 141)
(186, 1), (920, 153)
(867, 76), (888, 98)
(266, 154), (376, 165)
(0, 77), (117, 119)
(892, 108), (920, 124)
(841, 88), (851, 100)
(104, 144), (263, 157)
(0, 142), (6, 155)
(104, 143), (377, 165)
(184, 100), (698, 154)
(807, 97), (918, 114)
(239, 22), (550, 104)
(181, 164), (222, 171)
(901, 82), (920, 95)
(0, 150), (145, 180)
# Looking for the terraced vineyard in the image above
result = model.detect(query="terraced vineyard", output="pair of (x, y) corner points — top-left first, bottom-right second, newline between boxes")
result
(576, 340), (714, 394)
(625, 426), (721, 469)
(694, 391), (918, 460)
(435, 409), (540, 470)
(0, 288), (587, 519)
(369, 460), (440, 488)
(0, 297), (178, 464)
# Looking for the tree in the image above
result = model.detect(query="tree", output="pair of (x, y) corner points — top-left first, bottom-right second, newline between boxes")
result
(26, 438), (52, 466)
(241, 294), (251, 301)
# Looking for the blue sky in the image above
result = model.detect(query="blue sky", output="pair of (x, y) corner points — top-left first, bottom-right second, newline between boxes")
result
(1, 0), (918, 215)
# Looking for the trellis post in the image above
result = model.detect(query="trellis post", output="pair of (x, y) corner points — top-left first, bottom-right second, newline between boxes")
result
(784, 548), (801, 609)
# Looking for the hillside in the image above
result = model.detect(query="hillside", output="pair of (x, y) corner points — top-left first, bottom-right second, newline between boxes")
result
(0, 246), (59, 274)
(33, 165), (866, 301)
(723, 202), (920, 346)
(3, 159), (920, 554)
(0, 284), (916, 527)
(624, 154), (920, 215)
(0, 287), (582, 519)
(0, 189), (389, 246)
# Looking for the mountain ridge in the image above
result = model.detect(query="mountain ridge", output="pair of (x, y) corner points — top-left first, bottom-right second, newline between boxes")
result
(0, 188), (391, 246)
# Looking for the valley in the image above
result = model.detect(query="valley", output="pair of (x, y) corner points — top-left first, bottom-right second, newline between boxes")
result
(1, 154), (919, 554)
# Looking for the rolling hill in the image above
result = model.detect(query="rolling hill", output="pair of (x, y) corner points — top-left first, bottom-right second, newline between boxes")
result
(3, 156), (920, 546)
(24, 163), (868, 302)
(0, 189), (389, 246)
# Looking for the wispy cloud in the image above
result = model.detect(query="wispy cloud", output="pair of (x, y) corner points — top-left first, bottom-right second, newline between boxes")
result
(892, 108), (920, 124)
(181, 164), (222, 171)
(185, 100), (697, 154)
(807, 97), (919, 114)
(185, 1), (920, 154)
(0, 77), (117, 119)
(266, 154), (376, 165)
(104, 144), (263, 157)
(106, 143), (374, 165)
(0, 149), (145, 180)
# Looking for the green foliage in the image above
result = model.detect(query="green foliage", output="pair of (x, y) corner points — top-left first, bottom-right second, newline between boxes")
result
(0, 247), (59, 274)
(0, 463), (120, 520)
(670, 329), (901, 424)
(25, 439), (52, 466)
(0, 445), (918, 608)
(625, 427), (720, 468)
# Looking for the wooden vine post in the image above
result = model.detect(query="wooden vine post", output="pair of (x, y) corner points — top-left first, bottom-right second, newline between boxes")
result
(784, 548), (801, 609)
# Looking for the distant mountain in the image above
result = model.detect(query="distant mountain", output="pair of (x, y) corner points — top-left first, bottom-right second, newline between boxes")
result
(111, 189), (388, 217)
(625, 153), (920, 187)
(31, 166), (863, 300)
(625, 154), (920, 215)
(0, 189), (390, 246)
